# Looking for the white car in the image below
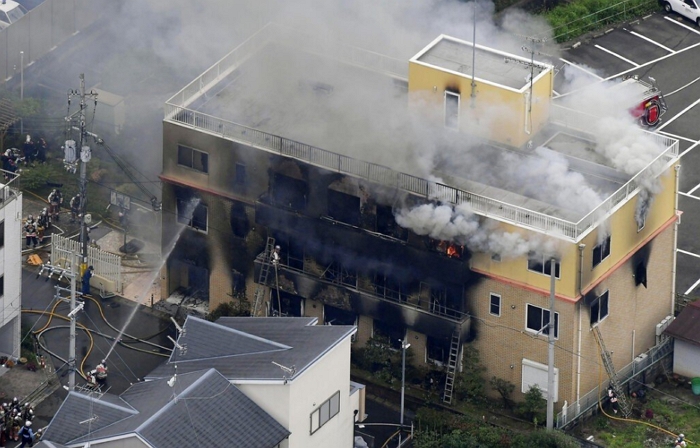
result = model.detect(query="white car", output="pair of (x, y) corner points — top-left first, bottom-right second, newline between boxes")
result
(0, 0), (27, 30)
(663, 0), (700, 25)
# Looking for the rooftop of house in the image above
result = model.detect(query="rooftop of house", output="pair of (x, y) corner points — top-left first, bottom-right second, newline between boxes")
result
(41, 368), (290, 448)
(664, 300), (700, 346)
(145, 316), (356, 381)
(164, 23), (678, 240)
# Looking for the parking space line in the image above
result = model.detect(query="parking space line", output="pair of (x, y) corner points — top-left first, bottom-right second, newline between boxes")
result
(687, 183), (700, 195)
(657, 97), (700, 132)
(679, 139), (700, 159)
(678, 249), (700, 259)
(657, 130), (696, 143)
(684, 276), (700, 295)
(594, 45), (640, 66)
(664, 15), (700, 35)
(606, 41), (700, 81)
(626, 29), (675, 53)
(559, 58), (603, 79)
(679, 191), (700, 199)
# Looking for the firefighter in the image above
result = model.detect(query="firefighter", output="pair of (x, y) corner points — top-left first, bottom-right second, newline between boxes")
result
(36, 138), (47, 164)
(272, 245), (281, 266)
(608, 387), (619, 414)
(20, 405), (33, 423)
(48, 189), (62, 222)
(675, 434), (687, 447)
(69, 193), (81, 223)
(24, 219), (38, 249)
(81, 266), (94, 296)
(95, 359), (108, 386)
(22, 135), (35, 166)
(17, 420), (34, 448)
(36, 209), (49, 244)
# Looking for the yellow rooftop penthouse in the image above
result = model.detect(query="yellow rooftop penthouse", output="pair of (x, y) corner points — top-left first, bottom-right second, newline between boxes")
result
(409, 34), (554, 147)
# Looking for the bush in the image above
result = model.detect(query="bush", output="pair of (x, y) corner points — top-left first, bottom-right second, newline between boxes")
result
(518, 385), (547, 424)
(207, 300), (250, 321)
(490, 376), (516, 410)
(453, 346), (487, 403)
(512, 429), (580, 448)
(20, 163), (61, 191)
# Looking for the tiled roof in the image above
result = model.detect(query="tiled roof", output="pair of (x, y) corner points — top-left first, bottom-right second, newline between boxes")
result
(145, 316), (356, 382)
(664, 300), (700, 345)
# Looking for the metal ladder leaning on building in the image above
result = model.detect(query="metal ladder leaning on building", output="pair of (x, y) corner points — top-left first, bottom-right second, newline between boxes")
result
(592, 326), (632, 417)
(443, 330), (461, 405)
(251, 237), (276, 316)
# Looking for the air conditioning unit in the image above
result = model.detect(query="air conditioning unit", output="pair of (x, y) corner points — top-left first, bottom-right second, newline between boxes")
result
(634, 353), (649, 373)
(656, 315), (674, 337)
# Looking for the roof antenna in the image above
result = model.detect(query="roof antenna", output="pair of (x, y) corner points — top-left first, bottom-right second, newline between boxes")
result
(170, 317), (185, 336)
(167, 335), (187, 356)
(272, 361), (296, 385)
(167, 365), (178, 388)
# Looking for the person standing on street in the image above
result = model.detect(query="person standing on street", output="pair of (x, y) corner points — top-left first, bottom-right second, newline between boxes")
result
(70, 193), (81, 223)
(82, 265), (94, 296)
(18, 420), (34, 448)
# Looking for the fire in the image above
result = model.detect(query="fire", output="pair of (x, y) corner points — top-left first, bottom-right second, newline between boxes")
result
(436, 240), (463, 259)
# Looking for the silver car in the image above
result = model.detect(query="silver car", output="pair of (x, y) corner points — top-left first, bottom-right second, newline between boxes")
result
(0, 0), (27, 30)
(663, 0), (700, 26)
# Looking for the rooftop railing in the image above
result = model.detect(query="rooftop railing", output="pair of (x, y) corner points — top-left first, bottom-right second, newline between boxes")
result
(0, 171), (21, 208)
(165, 26), (679, 242)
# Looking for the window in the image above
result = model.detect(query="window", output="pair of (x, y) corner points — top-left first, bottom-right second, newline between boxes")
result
(327, 189), (361, 226)
(235, 163), (246, 185)
(522, 359), (559, 402)
(176, 198), (208, 232)
(444, 91), (460, 129)
(310, 391), (341, 434)
(527, 253), (560, 278)
(0, 221), (4, 248)
(177, 145), (208, 173)
(590, 290), (609, 325)
(490, 293), (501, 316)
(0, 276), (3, 297)
(637, 215), (646, 232)
(592, 236), (611, 268)
(491, 253), (501, 262)
(526, 304), (559, 338)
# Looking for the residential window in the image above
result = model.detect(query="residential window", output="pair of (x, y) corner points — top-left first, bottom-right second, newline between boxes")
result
(235, 163), (246, 185)
(310, 391), (340, 434)
(177, 145), (208, 173)
(176, 198), (208, 232)
(592, 236), (611, 268)
(327, 189), (360, 227)
(590, 290), (609, 325)
(491, 253), (501, 262)
(489, 293), (501, 317)
(0, 276), (3, 297)
(444, 91), (460, 129)
(0, 221), (4, 248)
(527, 253), (560, 278)
(526, 304), (559, 338)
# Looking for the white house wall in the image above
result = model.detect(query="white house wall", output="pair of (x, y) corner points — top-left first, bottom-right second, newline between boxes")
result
(0, 193), (22, 359)
(672, 339), (700, 378)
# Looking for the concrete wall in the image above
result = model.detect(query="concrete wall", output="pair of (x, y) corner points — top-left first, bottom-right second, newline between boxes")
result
(672, 339), (700, 378)
(0, 192), (22, 359)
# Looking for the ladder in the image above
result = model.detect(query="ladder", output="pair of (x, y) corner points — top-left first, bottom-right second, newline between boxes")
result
(443, 330), (461, 405)
(592, 326), (632, 417)
(251, 237), (276, 317)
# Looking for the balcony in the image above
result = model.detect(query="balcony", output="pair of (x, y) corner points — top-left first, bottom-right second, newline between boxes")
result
(0, 171), (20, 210)
(254, 254), (470, 340)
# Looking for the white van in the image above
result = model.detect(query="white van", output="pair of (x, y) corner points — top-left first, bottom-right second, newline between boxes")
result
(663, 0), (700, 26)
(0, 0), (27, 30)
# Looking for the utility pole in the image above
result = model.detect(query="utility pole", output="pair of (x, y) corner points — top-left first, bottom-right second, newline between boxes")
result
(399, 339), (410, 447)
(546, 258), (556, 430)
(66, 74), (98, 273)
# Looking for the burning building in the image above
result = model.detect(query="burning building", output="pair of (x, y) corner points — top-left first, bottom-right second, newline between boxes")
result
(159, 24), (680, 424)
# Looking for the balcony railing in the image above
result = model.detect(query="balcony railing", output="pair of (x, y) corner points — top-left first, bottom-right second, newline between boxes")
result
(0, 171), (20, 208)
(165, 25), (680, 242)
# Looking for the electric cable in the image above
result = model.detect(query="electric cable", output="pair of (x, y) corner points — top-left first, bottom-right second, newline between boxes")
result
(81, 308), (140, 383)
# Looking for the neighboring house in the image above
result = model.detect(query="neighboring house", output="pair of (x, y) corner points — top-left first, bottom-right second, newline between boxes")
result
(145, 316), (361, 448)
(41, 368), (290, 447)
(159, 22), (680, 425)
(0, 173), (22, 363)
(664, 300), (700, 377)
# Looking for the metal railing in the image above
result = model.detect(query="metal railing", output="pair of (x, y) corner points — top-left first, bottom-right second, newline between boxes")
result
(0, 171), (21, 208)
(50, 234), (122, 294)
(556, 338), (673, 428)
(164, 26), (679, 242)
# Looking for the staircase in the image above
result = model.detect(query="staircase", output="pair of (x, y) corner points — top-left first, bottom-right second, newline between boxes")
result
(592, 326), (632, 417)
(251, 237), (276, 317)
(443, 330), (461, 405)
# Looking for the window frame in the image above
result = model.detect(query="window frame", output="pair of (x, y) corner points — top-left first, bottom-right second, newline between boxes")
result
(0, 220), (4, 248)
(592, 236), (611, 268)
(310, 390), (341, 435)
(177, 144), (209, 174)
(176, 198), (208, 233)
(235, 162), (246, 186)
(444, 91), (460, 130)
(527, 253), (560, 279)
(590, 290), (610, 326)
(525, 303), (559, 339)
(489, 293), (501, 317)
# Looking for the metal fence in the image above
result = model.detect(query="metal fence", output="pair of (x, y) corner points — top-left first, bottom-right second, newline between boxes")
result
(556, 338), (673, 428)
(0, 0), (102, 84)
(50, 234), (122, 294)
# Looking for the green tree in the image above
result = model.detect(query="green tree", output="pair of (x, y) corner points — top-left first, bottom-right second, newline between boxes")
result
(519, 385), (547, 424)
(490, 376), (515, 410)
(453, 346), (487, 403)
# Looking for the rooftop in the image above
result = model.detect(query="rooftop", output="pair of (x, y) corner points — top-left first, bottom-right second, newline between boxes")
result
(664, 300), (700, 346)
(164, 23), (679, 241)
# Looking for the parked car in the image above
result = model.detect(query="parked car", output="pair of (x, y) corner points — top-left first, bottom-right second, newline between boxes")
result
(662, 0), (700, 26)
(0, 0), (27, 30)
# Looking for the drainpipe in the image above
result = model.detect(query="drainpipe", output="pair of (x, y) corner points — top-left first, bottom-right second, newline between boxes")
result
(671, 164), (681, 316)
(576, 243), (585, 415)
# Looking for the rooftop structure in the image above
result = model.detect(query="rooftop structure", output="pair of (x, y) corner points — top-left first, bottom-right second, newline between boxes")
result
(0, 171), (22, 362)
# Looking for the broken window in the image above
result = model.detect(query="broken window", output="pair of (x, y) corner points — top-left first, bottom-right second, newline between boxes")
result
(372, 319), (405, 350)
(322, 262), (357, 288)
(445, 91), (460, 129)
(327, 189), (361, 226)
(526, 304), (559, 338)
(373, 272), (410, 303)
(590, 290), (609, 325)
(176, 193), (208, 233)
(377, 204), (407, 240)
(427, 335), (451, 365)
(177, 145), (208, 173)
(592, 236), (611, 268)
(271, 173), (307, 211)
(230, 202), (249, 238)
(528, 253), (560, 278)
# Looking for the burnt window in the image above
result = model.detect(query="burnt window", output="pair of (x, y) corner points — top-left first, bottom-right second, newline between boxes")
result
(0, 275), (3, 297)
(0, 221), (4, 248)
(635, 261), (647, 288)
(327, 190), (360, 226)
(590, 290), (609, 325)
(323, 262), (357, 288)
(528, 253), (560, 278)
(177, 145), (208, 174)
(592, 236), (611, 268)
(373, 272), (410, 303)
(445, 91), (460, 129)
(176, 197), (208, 232)
(372, 319), (405, 350)
(270, 291), (302, 317)
(230, 202), (249, 238)
(272, 173), (307, 211)
(235, 163), (246, 186)
(526, 304), (559, 338)
(376, 204), (407, 239)
(427, 336), (451, 365)
(324, 305), (357, 326)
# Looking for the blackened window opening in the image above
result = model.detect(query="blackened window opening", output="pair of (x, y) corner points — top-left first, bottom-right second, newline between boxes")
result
(177, 145), (208, 173)
(592, 236), (611, 268)
(445, 91), (460, 129)
(324, 305), (357, 326)
(230, 202), (249, 238)
(327, 189), (361, 226)
(427, 335), (451, 365)
(528, 253), (560, 278)
(323, 262), (357, 288)
(635, 261), (647, 288)
(373, 319), (405, 350)
(270, 291), (302, 317)
(235, 163), (246, 185)
(271, 173), (307, 211)
(0, 221), (4, 248)
(526, 304), (559, 338)
(373, 272), (411, 303)
(590, 290), (609, 325)
(175, 192), (208, 232)
(376, 205), (407, 240)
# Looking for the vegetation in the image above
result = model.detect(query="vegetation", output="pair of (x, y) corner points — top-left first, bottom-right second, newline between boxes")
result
(490, 376), (516, 410)
(518, 385), (547, 425)
(453, 346), (487, 403)
(206, 300), (251, 321)
(544, 0), (659, 43)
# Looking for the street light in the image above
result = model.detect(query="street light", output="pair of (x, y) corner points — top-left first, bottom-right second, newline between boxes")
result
(399, 339), (410, 447)
(20, 50), (24, 101)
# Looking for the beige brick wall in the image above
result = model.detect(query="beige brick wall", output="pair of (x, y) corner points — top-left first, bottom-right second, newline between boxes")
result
(306, 299), (324, 323)
(406, 329), (427, 364)
(356, 315), (373, 346)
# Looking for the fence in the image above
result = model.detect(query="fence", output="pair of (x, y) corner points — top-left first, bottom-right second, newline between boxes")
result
(50, 234), (122, 294)
(0, 0), (103, 84)
(556, 338), (673, 428)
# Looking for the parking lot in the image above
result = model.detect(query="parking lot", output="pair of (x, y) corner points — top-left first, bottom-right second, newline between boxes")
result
(553, 11), (700, 297)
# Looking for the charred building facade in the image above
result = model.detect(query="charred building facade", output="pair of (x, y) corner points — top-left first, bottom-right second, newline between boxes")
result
(160, 26), (680, 419)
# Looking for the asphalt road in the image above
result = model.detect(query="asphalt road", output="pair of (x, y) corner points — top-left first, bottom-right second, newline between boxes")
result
(555, 11), (700, 300)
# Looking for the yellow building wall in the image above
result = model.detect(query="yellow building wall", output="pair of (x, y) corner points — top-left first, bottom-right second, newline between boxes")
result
(408, 60), (552, 148)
